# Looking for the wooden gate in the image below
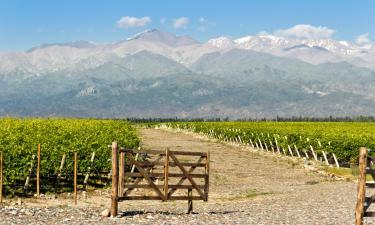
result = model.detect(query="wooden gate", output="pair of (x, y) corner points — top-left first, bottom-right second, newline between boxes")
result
(355, 147), (375, 225)
(110, 142), (210, 217)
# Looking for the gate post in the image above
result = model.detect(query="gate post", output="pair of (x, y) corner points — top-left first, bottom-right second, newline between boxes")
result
(111, 142), (119, 217)
(355, 147), (368, 225)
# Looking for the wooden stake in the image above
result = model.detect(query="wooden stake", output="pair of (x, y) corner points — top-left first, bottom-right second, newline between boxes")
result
(282, 148), (287, 155)
(118, 152), (125, 197)
(205, 151), (210, 201)
(274, 137), (280, 154)
(303, 150), (309, 159)
(258, 138), (264, 150)
(84, 152), (95, 187)
(249, 139), (254, 148)
(57, 154), (66, 187)
(111, 142), (119, 217)
(37, 144), (41, 198)
(0, 151), (3, 204)
(130, 153), (139, 174)
(287, 145), (294, 156)
(294, 145), (301, 158)
(269, 141), (274, 152)
(24, 155), (36, 193)
(310, 145), (318, 161)
(164, 149), (169, 201)
(322, 151), (330, 166)
(74, 152), (77, 205)
(355, 147), (368, 225)
(332, 153), (340, 168)
(187, 188), (193, 214)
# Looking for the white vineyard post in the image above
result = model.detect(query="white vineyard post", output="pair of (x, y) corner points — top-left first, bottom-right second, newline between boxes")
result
(322, 151), (330, 166)
(249, 139), (254, 148)
(294, 144), (301, 158)
(309, 145), (318, 161)
(258, 138), (264, 150)
(287, 145), (294, 157)
(303, 150), (309, 159)
(282, 148), (287, 155)
(270, 141), (274, 153)
(332, 153), (340, 168)
(274, 137), (280, 154)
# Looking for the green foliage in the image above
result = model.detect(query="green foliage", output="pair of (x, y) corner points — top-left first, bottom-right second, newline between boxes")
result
(164, 121), (375, 162)
(0, 118), (139, 183)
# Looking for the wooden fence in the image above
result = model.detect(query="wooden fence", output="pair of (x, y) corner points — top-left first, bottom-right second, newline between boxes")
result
(355, 147), (375, 225)
(110, 142), (210, 217)
(0, 146), (103, 205)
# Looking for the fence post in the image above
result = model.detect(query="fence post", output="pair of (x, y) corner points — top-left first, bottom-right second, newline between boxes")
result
(310, 145), (318, 161)
(111, 142), (119, 217)
(37, 144), (41, 198)
(24, 155), (36, 194)
(187, 188), (193, 214)
(294, 145), (301, 158)
(0, 151), (3, 204)
(205, 151), (210, 201)
(118, 151), (125, 198)
(84, 152), (95, 188)
(332, 153), (340, 168)
(164, 149), (169, 201)
(355, 147), (368, 225)
(322, 151), (330, 166)
(74, 152), (77, 205)
(56, 154), (66, 189)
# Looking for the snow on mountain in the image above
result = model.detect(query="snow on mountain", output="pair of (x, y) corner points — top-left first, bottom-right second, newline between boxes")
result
(0, 29), (374, 77)
(125, 29), (199, 47)
(208, 37), (234, 49)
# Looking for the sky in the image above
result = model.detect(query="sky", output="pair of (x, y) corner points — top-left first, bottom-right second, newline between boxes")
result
(0, 0), (374, 51)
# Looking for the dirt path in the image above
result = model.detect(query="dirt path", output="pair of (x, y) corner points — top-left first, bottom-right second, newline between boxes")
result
(127, 128), (359, 224)
(0, 128), (365, 224)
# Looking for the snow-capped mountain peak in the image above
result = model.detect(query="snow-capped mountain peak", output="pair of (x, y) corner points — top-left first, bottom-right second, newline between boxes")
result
(207, 37), (234, 49)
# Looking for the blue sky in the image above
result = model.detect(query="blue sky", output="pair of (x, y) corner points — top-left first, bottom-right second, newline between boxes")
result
(0, 0), (374, 51)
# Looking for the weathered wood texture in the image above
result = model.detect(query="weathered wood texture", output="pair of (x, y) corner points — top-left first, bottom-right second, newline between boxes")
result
(111, 142), (119, 217)
(0, 151), (3, 204)
(37, 144), (41, 197)
(74, 152), (77, 205)
(111, 147), (210, 217)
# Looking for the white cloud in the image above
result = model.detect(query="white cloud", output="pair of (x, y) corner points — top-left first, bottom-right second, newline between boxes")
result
(274, 24), (335, 40)
(199, 17), (206, 23)
(173, 17), (189, 29)
(356, 33), (370, 45)
(117, 16), (151, 29)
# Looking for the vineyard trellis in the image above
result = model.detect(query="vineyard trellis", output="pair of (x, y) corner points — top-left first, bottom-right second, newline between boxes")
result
(161, 122), (375, 166)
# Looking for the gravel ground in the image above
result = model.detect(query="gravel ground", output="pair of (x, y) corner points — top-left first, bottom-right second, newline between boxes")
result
(0, 128), (370, 225)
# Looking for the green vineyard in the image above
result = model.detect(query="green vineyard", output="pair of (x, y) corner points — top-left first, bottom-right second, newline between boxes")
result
(163, 122), (375, 163)
(0, 118), (139, 184)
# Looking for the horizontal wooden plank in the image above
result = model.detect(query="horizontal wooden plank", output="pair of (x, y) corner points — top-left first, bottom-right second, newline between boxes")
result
(168, 196), (204, 201)
(125, 184), (205, 189)
(137, 161), (206, 167)
(125, 172), (207, 178)
(366, 182), (375, 188)
(117, 196), (163, 201)
(365, 211), (375, 217)
(118, 196), (205, 201)
(120, 148), (207, 157)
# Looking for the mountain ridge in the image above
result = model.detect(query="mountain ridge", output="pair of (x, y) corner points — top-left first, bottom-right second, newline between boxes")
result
(0, 29), (374, 118)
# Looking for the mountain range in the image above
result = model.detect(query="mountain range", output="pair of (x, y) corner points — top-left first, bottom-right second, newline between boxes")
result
(1, 29), (375, 118)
